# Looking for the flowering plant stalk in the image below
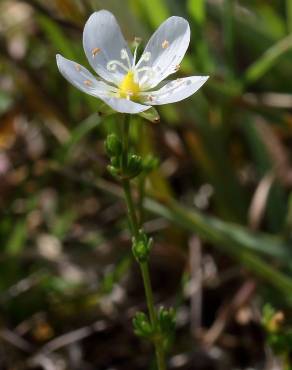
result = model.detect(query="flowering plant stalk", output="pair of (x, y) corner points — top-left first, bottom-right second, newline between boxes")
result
(56, 9), (208, 369)
(105, 114), (171, 370)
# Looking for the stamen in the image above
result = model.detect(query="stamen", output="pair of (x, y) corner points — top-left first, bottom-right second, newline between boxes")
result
(107, 60), (129, 72)
(75, 64), (81, 71)
(162, 40), (169, 49)
(133, 37), (142, 47)
(133, 45), (139, 67)
(135, 52), (151, 68)
(92, 47), (101, 57)
(175, 64), (180, 72)
(147, 95), (154, 102)
(121, 49), (132, 69)
(142, 52), (151, 61)
(136, 66), (153, 73)
(84, 80), (93, 86)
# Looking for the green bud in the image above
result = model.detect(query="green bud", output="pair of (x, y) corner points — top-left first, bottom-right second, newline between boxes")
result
(105, 134), (122, 157)
(132, 231), (152, 263)
(110, 156), (119, 168)
(126, 154), (143, 178)
(143, 155), (159, 173)
(158, 306), (176, 335)
(107, 165), (120, 178)
(133, 311), (153, 338)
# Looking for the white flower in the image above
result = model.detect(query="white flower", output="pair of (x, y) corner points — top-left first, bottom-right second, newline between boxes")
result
(56, 10), (209, 114)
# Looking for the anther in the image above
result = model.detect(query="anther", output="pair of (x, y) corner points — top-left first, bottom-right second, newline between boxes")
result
(75, 64), (81, 71)
(135, 52), (151, 69)
(134, 36), (142, 46)
(107, 62), (117, 71)
(92, 47), (101, 57)
(175, 64), (180, 72)
(162, 40), (169, 49)
(121, 49), (132, 69)
(121, 49), (128, 59)
(84, 80), (93, 86)
(148, 95), (154, 102)
(142, 52), (151, 61)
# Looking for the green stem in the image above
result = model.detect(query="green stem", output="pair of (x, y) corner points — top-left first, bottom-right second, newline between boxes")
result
(140, 261), (166, 370)
(121, 114), (166, 370)
(122, 178), (139, 237)
(140, 262), (156, 325)
(122, 114), (130, 170)
(138, 175), (146, 226)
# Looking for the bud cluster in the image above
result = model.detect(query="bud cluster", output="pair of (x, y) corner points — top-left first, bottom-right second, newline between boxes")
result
(133, 311), (154, 338)
(132, 230), (152, 263)
(105, 134), (159, 180)
(158, 307), (176, 336)
(132, 307), (176, 347)
(105, 134), (143, 179)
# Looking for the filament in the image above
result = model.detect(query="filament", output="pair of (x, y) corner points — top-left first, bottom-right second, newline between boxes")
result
(120, 49), (132, 69)
(107, 60), (129, 73)
(135, 52), (151, 68)
(132, 45), (139, 67)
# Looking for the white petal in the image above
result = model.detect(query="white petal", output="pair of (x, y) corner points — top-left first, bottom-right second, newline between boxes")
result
(142, 76), (209, 105)
(83, 10), (132, 85)
(99, 97), (150, 114)
(137, 16), (190, 89)
(56, 54), (117, 97)
(56, 54), (149, 114)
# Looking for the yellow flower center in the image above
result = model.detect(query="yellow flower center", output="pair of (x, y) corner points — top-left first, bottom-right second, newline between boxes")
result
(119, 71), (140, 100)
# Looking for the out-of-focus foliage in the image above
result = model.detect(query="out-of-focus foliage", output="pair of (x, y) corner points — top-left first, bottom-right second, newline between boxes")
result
(0, 0), (292, 369)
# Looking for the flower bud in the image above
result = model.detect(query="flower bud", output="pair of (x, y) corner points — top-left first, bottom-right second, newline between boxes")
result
(110, 156), (120, 168)
(143, 155), (159, 174)
(158, 306), (176, 335)
(105, 134), (122, 157)
(132, 231), (152, 263)
(132, 311), (153, 338)
(107, 164), (119, 178)
(126, 154), (143, 178)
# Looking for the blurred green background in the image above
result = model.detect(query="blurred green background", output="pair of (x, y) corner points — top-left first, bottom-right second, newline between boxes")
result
(0, 0), (292, 369)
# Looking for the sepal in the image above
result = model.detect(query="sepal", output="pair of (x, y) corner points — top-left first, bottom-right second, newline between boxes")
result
(139, 107), (160, 124)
